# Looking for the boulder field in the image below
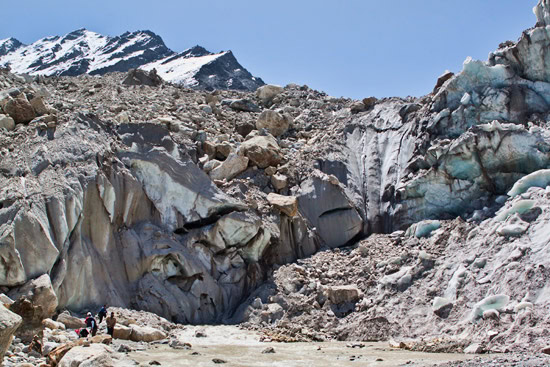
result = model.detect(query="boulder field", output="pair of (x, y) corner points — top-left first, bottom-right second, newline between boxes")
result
(1, 0), (550, 365)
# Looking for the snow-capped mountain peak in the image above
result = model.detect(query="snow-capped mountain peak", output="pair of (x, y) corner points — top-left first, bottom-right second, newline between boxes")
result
(0, 37), (24, 57)
(180, 45), (212, 58)
(0, 29), (264, 91)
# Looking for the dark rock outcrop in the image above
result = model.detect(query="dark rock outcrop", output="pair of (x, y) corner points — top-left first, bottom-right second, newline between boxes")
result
(121, 68), (163, 87)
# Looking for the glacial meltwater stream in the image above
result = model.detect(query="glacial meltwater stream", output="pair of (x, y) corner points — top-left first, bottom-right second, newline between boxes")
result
(128, 326), (484, 367)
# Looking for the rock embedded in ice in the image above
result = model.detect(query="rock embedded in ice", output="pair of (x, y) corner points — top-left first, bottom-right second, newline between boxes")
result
(471, 294), (510, 322)
(432, 297), (453, 313)
(482, 309), (500, 320)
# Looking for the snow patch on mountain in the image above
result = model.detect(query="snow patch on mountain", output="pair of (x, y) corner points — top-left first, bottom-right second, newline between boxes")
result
(142, 51), (228, 88)
(1, 29), (109, 75)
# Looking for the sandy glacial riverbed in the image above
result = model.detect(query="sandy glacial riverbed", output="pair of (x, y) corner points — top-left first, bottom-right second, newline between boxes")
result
(129, 326), (483, 367)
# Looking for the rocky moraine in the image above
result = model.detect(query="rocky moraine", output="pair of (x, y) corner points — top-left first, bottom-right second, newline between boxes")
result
(1, 1), (550, 367)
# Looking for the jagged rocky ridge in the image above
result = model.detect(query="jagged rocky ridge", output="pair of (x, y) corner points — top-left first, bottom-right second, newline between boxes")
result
(0, 29), (264, 91)
(0, 0), (550, 360)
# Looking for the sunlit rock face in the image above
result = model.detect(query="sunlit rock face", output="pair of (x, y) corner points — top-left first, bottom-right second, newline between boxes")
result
(0, 114), (319, 324)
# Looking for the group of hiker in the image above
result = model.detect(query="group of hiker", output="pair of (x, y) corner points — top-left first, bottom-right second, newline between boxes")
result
(76, 304), (117, 338)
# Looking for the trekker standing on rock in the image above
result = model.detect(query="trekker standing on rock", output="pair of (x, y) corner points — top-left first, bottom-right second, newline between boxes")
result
(98, 304), (107, 323)
(106, 312), (117, 337)
(85, 312), (98, 336)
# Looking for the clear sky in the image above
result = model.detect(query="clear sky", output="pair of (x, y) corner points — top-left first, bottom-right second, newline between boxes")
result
(0, 0), (539, 99)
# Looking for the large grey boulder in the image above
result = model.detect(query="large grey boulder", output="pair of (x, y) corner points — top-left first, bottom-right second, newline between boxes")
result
(58, 344), (114, 367)
(113, 324), (132, 340)
(128, 325), (166, 342)
(8, 274), (58, 342)
(298, 175), (363, 248)
(209, 153), (249, 181)
(57, 312), (86, 329)
(256, 110), (290, 137)
(256, 84), (283, 105)
(30, 96), (50, 116)
(0, 114), (15, 130)
(240, 134), (283, 168)
(0, 305), (22, 360)
(1, 94), (35, 124)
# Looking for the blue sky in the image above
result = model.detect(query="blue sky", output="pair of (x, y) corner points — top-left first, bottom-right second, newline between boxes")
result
(0, 1), (538, 99)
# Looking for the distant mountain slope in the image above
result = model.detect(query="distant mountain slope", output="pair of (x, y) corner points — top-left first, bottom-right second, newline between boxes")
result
(0, 38), (23, 57)
(0, 29), (264, 91)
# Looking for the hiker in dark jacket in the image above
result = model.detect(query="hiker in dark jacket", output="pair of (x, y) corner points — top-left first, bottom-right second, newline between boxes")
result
(85, 312), (98, 336)
(98, 305), (107, 324)
(106, 312), (117, 337)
